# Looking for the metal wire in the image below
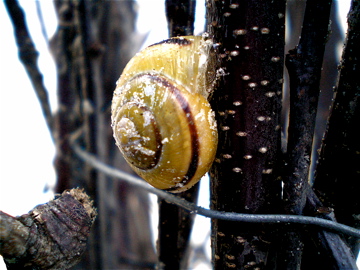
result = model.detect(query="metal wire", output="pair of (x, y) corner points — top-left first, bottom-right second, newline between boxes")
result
(73, 143), (360, 239)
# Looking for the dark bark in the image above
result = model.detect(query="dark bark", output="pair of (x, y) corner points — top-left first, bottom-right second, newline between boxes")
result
(313, 0), (360, 255)
(207, 0), (285, 269)
(284, 0), (332, 216)
(301, 188), (358, 269)
(157, 184), (199, 269)
(311, 2), (345, 177)
(165, 0), (196, 37)
(284, 2), (344, 179)
(280, 1), (332, 268)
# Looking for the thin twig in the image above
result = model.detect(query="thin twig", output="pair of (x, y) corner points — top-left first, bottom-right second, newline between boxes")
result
(4, 0), (54, 140)
(72, 143), (360, 239)
(35, 1), (49, 44)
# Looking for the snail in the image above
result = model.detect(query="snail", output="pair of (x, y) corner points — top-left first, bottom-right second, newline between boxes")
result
(111, 35), (218, 193)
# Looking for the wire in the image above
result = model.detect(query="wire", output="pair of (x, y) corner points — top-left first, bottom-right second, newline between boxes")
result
(73, 144), (360, 239)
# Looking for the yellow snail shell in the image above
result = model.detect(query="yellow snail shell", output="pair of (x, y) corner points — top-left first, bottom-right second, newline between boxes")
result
(111, 36), (217, 193)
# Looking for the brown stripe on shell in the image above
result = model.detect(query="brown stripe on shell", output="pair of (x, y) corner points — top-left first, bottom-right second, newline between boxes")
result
(130, 73), (199, 190)
(148, 37), (193, 47)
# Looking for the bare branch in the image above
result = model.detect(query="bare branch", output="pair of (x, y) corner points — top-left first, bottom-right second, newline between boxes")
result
(284, 0), (332, 216)
(314, 0), (360, 254)
(0, 188), (96, 270)
(35, 1), (49, 44)
(165, 0), (196, 36)
(4, 0), (54, 139)
(304, 190), (358, 269)
(281, 1), (333, 268)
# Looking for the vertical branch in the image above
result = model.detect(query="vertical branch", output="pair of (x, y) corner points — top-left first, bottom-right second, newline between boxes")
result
(281, 0), (332, 268)
(51, 1), (156, 269)
(313, 0), (360, 254)
(51, 1), (101, 268)
(91, 1), (157, 269)
(207, 0), (285, 268)
(284, 0), (332, 215)
(157, 1), (198, 269)
(71, 0), (96, 153)
(51, 0), (82, 193)
(4, 0), (53, 139)
(166, 0), (196, 36)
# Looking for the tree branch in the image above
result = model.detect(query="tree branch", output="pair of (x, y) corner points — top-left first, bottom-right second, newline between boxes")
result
(207, 0), (285, 268)
(303, 188), (358, 269)
(313, 0), (360, 255)
(281, 0), (332, 268)
(35, 1), (49, 43)
(4, 0), (54, 139)
(165, 0), (196, 36)
(0, 188), (96, 270)
(284, 0), (332, 216)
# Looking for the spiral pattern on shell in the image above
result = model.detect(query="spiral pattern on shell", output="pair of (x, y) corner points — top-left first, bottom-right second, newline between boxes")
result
(111, 36), (217, 192)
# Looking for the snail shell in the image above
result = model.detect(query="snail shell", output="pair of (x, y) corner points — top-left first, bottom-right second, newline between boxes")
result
(111, 36), (217, 193)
